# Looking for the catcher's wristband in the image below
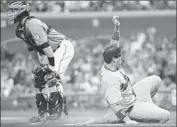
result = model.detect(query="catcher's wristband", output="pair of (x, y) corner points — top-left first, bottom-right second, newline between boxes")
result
(112, 31), (120, 41)
(48, 57), (55, 66)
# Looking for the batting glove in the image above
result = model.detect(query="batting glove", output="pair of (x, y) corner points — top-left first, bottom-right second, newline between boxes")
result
(112, 15), (120, 25)
(125, 120), (138, 125)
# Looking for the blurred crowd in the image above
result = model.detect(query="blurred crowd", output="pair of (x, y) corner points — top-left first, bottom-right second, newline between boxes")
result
(1, 47), (35, 98)
(1, 0), (176, 12)
(1, 27), (176, 108)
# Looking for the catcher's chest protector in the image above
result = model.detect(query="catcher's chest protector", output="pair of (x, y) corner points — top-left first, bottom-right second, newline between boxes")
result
(15, 16), (45, 55)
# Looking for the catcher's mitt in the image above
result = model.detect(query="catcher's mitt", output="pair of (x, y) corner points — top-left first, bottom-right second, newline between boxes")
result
(32, 64), (60, 89)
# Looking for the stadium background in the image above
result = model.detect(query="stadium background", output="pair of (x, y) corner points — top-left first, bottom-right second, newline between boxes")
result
(1, 1), (176, 123)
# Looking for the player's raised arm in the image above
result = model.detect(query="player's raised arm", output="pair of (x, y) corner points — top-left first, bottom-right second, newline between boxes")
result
(110, 16), (120, 47)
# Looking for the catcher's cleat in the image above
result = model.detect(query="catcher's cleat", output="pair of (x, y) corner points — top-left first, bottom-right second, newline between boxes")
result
(48, 98), (69, 120)
(47, 113), (61, 120)
(59, 97), (69, 120)
(29, 116), (47, 124)
(63, 102), (69, 116)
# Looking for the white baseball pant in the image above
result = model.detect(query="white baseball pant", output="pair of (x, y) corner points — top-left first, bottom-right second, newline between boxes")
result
(37, 39), (74, 96)
(129, 75), (170, 123)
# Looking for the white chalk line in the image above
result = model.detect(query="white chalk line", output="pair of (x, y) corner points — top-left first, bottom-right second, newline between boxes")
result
(1, 117), (29, 121)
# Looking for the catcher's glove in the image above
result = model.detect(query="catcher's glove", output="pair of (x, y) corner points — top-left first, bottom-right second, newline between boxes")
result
(32, 64), (60, 89)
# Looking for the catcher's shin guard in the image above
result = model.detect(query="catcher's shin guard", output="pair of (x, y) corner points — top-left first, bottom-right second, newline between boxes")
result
(63, 96), (68, 115)
(48, 91), (63, 117)
(36, 93), (47, 118)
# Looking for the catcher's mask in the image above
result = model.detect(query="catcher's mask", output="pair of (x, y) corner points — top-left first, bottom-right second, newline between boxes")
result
(7, 1), (30, 24)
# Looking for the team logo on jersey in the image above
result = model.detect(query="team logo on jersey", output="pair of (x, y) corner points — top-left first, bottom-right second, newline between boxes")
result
(120, 83), (128, 92)
(33, 34), (40, 41)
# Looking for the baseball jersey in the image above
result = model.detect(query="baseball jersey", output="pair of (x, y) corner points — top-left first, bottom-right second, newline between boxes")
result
(100, 64), (136, 109)
(16, 16), (67, 55)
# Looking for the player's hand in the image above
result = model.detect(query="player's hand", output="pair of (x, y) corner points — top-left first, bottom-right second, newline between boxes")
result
(124, 116), (138, 125)
(112, 15), (120, 25)
(32, 74), (36, 82)
(125, 120), (138, 125)
(47, 64), (55, 72)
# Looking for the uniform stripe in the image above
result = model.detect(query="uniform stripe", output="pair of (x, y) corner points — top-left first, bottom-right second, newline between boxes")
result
(48, 33), (64, 37)
(48, 37), (63, 42)
(48, 37), (65, 42)
(58, 45), (67, 74)
(49, 32), (64, 36)
(47, 28), (66, 45)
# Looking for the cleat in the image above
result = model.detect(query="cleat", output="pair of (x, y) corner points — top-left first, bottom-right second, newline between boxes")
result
(29, 116), (47, 124)
(64, 104), (68, 116)
(48, 113), (60, 120)
(63, 96), (69, 116)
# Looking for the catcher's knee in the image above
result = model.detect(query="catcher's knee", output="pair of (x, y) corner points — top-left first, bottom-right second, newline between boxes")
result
(36, 93), (47, 116)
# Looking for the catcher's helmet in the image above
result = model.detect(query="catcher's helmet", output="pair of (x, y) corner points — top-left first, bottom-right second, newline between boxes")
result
(7, 1), (30, 24)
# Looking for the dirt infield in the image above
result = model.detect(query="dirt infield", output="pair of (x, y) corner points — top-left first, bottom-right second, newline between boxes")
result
(1, 109), (176, 127)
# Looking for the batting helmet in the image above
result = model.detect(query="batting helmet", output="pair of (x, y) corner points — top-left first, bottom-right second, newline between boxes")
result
(103, 44), (122, 64)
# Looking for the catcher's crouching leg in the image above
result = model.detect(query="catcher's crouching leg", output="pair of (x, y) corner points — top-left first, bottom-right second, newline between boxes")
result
(29, 93), (47, 124)
(48, 91), (63, 118)
(63, 96), (68, 115)
(36, 93), (48, 118)
(48, 82), (68, 119)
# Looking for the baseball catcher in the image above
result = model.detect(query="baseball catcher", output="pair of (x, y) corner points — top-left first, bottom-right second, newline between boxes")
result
(100, 16), (170, 125)
(7, 1), (73, 123)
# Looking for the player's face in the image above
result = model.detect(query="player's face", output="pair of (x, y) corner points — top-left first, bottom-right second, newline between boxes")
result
(114, 55), (122, 68)
(7, 2), (31, 25)
(7, 8), (19, 24)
